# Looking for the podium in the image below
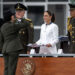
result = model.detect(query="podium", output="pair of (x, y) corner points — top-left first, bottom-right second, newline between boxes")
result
(0, 54), (75, 75)
(59, 36), (69, 53)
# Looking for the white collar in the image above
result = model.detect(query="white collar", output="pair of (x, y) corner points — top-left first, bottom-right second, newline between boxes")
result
(17, 19), (21, 22)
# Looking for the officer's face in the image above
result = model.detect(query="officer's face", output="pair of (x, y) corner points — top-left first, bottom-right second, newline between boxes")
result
(70, 9), (75, 17)
(16, 10), (25, 19)
(43, 12), (52, 23)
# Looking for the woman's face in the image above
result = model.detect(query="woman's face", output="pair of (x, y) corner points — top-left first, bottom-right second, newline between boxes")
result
(43, 12), (52, 23)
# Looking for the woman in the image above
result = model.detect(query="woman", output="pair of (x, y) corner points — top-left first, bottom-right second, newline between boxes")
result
(36, 11), (59, 54)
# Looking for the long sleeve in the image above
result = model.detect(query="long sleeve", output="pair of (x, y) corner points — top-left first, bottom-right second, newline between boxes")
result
(49, 25), (59, 46)
(36, 27), (42, 45)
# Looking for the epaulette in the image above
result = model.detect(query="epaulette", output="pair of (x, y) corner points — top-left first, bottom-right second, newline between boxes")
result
(67, 16), (72, 20)
(25, 18), (33, 28)
(67, 16), (71, 25)
(67, 16), (72, 36)
(25, 18), (32, 22)
(68, 16), (70, 19)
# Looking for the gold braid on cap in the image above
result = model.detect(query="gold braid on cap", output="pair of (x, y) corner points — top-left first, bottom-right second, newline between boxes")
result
(16, 3), (23, 10)
(17, 3), (20, 9)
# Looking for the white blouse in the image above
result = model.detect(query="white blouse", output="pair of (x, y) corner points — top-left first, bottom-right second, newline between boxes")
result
(36, 23), (59, 54)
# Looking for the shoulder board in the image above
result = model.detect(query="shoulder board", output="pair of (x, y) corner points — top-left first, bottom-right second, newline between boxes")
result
(67, 16), (72, 20)
(68, 17), (70, 19)
(25, 18), (32, 21)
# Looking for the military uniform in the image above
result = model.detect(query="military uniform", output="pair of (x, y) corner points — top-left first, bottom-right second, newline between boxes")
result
(16, 18), (34, 53)
(67, 3), (75, 53)
(67, 17), (72, 42)
(15, 3), (34, 53)
(69, 18), (75, 53)
(0, 18), (33, 75)
(1, 19), (33, 53)
(0, 3), (34, 75)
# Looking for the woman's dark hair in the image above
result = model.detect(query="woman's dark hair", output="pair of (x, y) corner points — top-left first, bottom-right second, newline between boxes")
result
(0, 18), (4, 27)
(3, 10), (15, 23)
(45, 11), (55, 22)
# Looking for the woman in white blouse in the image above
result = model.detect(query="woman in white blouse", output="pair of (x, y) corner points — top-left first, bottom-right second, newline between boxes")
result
(36, 11), (59, 54)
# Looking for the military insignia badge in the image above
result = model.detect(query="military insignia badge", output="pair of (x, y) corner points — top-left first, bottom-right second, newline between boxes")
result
(25, 18), (34, 28)
(21, 59), (35, 75)
(18, 4), (20, 9)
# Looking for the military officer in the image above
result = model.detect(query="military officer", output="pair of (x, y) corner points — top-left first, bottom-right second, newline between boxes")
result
(0, 4), (34, 75)
(67, 3), (75, 53)
(14, 3), (34, 53)
(0, 10), (18, 75)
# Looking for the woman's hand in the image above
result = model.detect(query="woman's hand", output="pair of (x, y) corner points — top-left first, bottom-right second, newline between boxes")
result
(46, 44), (52, 47)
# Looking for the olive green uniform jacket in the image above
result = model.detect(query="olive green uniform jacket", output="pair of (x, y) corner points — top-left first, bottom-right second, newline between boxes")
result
(67, 17), (75, 53)
(0, 18), (34, 53)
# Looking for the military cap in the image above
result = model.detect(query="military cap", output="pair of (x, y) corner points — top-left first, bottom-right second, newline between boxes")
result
(15, 3), (27, 10)
(69, 3), (75, 10)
